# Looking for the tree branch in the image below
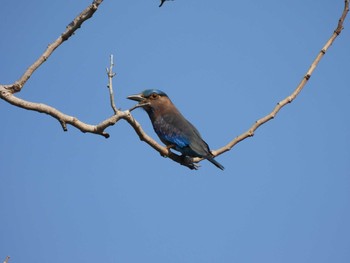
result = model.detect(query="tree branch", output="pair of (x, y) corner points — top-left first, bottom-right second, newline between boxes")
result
(0, 0), (103, 94)
(0, 90), (120, 138)
(0, 1), (348, 170)
(198, 0), (349, 162)
(106, 55), (118, 114)
(3, 256), (10, 263)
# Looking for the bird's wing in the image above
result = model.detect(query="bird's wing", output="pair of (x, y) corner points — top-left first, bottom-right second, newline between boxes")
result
(185, 121), (211, 157)
(154, 114), (190, 148)
(160, 113), (211, 157)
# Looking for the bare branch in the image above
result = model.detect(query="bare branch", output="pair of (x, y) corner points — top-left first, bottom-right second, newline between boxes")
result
(0, 0), (116, 137)
(1, 0), (103, 94)
(106, 55), (118, 114)
(128, 102), (151, 112)
(0, 1), (348, 170)
(0, 90), (119, 138)
(198, 0), (350, 162)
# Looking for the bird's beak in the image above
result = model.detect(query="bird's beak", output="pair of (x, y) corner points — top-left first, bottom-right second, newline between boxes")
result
(127, 93), (145, 102)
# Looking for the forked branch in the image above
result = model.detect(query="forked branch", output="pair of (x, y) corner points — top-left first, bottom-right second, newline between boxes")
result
(0, 1), (348, 170)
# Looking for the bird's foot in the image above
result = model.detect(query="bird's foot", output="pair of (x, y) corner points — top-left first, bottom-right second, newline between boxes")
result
(181, 156), (200, 170)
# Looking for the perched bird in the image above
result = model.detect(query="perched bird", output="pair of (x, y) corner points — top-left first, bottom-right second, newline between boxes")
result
(127, 89), (224, 170)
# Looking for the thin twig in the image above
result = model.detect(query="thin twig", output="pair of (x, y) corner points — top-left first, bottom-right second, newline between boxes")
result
(203, 0), (350, 161)
(1, 0), (103, 94)
(128, 102), (151, 112)
(106, 55), (118, 114)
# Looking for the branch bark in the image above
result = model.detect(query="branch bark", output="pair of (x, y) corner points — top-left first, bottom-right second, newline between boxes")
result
(0, 0), (348, 170)
(201, 0), (349, 162)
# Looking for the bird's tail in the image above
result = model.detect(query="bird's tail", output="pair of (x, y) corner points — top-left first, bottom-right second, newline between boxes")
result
(207, 156), (225, 170)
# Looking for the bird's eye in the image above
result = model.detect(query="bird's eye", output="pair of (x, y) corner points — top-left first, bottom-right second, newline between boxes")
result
(150, 93), (158, 99)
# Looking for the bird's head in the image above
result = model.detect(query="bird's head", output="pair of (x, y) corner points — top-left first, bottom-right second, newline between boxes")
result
(127, 89), (171, 112)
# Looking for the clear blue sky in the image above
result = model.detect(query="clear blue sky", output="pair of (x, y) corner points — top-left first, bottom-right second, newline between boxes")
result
(1, 1), (350, 262)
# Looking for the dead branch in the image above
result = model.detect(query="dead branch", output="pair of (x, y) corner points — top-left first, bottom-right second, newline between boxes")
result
(200, 0), (349, 162)
(1, 0), (103, 94)
(0, 0), (202, 169)
(0, 0), (348, 170)
(106, 55), (118, 114)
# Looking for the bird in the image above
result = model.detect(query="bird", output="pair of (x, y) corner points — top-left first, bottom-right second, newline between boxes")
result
(127, 89), (224, 170)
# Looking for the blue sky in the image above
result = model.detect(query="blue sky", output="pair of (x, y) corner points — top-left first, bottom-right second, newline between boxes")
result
(1, 0), (350, 262)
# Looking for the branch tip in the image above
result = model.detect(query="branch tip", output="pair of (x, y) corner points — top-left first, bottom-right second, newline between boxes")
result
(106, 54), (118, 114)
